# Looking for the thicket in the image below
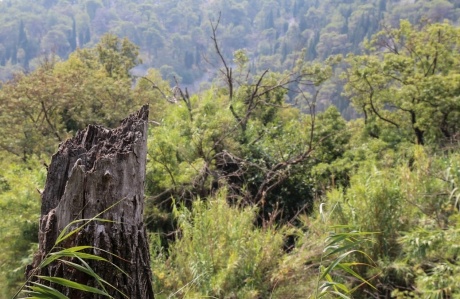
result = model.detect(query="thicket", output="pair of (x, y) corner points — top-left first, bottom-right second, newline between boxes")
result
(1, 18), (460, 299)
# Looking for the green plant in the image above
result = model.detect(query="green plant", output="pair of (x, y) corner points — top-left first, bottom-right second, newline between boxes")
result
(13, 200), (128, 299)
(311, 202), (377, 299)
(0, 158), (44, 298)
(151, 188), (286, 298)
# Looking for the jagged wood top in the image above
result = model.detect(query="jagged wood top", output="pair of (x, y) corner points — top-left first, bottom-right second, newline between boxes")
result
(41, 105), (149, 216)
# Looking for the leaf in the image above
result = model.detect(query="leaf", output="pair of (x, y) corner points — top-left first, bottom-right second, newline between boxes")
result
(338, 263), (376, 289)
(40, 248), (107, 268)
(56, 218), (115, 245)
(323, 242), (359, 258)
(320, 250), (357, 281)
(58, 259), (106, 287)
(318, 281), (350, 298)
(27, 282), (69, 299)
(21, 294), (56, 299)
(37, 276), (112, 297)
(328, 291), (352, 299)
(55, 198), (125, 246)
(60, 258), (129, 299)
(91, 251), (131, 278)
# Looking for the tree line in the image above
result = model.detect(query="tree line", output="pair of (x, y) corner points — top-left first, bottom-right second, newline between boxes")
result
(1, 0), (459, 118)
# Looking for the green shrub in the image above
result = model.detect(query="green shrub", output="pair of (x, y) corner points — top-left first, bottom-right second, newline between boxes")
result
(151, 188), (377, 299)
(0, 157), (44, 299)
(151, 189), (286, 298)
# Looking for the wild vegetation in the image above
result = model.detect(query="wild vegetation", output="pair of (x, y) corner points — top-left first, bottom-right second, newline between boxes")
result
(1, 1), (460, 298)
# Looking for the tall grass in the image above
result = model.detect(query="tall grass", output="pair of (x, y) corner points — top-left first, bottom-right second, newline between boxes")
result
(151, 189), (375, 298)
(151, 189), (286, 298)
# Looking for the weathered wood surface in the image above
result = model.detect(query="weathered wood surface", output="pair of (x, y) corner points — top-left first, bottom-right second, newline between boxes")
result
(27, 105), (154, 298)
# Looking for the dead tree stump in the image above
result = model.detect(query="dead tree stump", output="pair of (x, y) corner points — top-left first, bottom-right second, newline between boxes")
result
(27, 105), (154, 298)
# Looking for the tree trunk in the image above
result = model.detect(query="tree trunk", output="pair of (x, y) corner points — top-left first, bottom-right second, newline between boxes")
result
(26, 105), (154, 298)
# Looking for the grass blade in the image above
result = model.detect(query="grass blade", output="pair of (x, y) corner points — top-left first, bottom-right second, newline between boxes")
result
(41, 249), (108, 268)
(56, 218), (115, 245)
(320, 250), (356, 281)
(37, 276), (112, 297)
(28, 282), (69, 299)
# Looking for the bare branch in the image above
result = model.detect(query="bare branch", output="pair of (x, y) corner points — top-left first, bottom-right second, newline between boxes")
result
(140, 76), (177, 104)
(363, 74), (400, 128)
(210, 13), (234, 102)
(40, 100), (62, 142)
(173, 76), (193, 121)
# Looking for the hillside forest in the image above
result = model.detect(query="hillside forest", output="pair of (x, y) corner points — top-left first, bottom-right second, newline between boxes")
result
(1, 0), (460, 298)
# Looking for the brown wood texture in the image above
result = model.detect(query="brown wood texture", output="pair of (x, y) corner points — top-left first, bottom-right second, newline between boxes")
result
(27, 105), (154, 298)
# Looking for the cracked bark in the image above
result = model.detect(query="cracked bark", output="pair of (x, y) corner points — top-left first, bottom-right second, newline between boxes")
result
(27, 105), (154, 299)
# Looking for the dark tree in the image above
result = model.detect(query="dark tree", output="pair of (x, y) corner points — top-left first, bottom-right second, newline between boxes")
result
(26, 106), (154, 299)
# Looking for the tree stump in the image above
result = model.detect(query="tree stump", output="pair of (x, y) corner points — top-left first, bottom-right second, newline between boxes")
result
(27, 105), (154, 298)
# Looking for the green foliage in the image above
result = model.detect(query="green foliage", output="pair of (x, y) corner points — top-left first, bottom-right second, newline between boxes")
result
(2, 0), (457, 116)
(390, 152), (460, 298)
(2, 7), (460, 298)
(394, 221), (460, 298)
(150, 187), (378, 298)
(133, 68), (171, 122)
(325, 145), (460, 296)
(145, 88), (236, 193)
(151, 189), (286, 298)
(315, 227), (376, 299)
(14, 201), (130, 299)
(0, 34), (160, 159)
(0, 59), (69, 157)
(0, 158), (44, 298)
(82, 33), (141, 79)
(343, 20), (460, 146)
(144, 55), (350, 223)
(310, 106), (352, 193)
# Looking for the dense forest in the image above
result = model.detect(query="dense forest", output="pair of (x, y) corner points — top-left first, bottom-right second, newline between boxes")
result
(1, 0), (460, 298)
(2, 0), (460, 117)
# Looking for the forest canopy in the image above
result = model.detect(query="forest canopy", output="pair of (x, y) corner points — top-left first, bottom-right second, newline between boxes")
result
(1, 0), (460, 118)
